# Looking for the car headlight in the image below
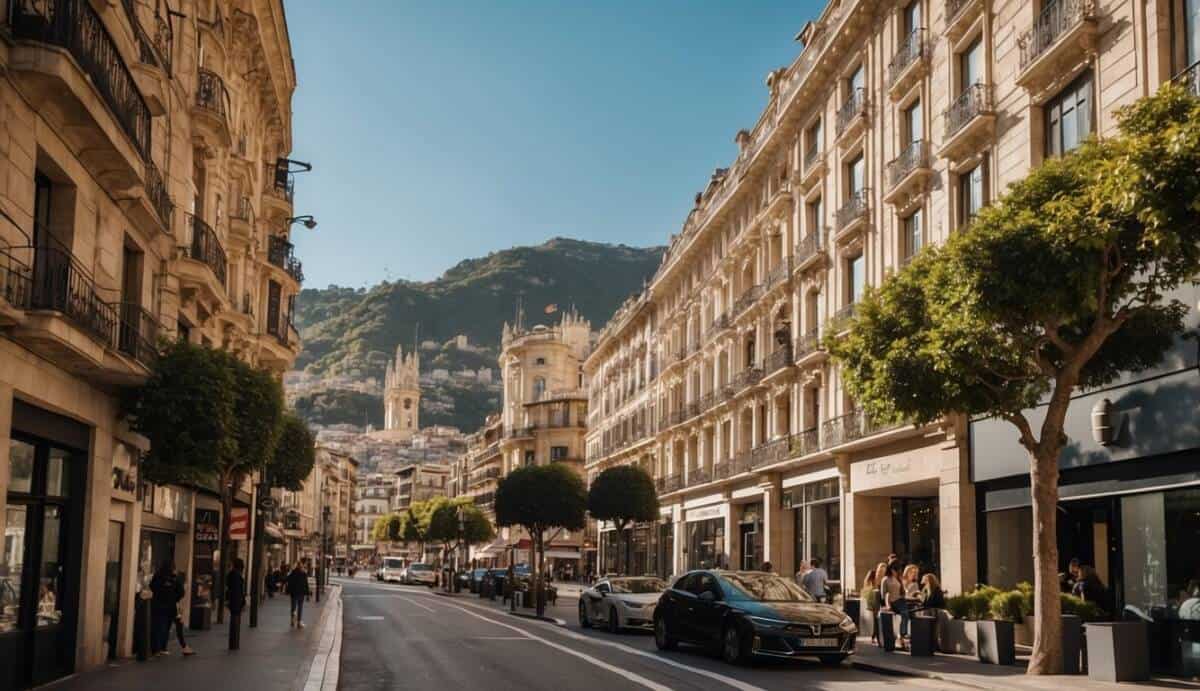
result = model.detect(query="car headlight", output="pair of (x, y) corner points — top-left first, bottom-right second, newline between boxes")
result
(839, 616), (858, 633)
(748, 615), (790, 630)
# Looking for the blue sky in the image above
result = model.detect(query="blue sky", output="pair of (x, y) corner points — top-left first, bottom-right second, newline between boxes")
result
(286, 0), (821, 288)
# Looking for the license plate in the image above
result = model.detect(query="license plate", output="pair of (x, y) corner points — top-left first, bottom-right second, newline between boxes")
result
(799, 637), (840, 647)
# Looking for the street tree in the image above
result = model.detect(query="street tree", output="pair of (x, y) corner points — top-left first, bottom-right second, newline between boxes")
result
(825, 85), (1200, 674)
(428, 499), (495, 570)
(270, 413), (316, 491)
(587, 465), (658, 576)
(372, 513), (401, 543)
(495, 463), (587, 617)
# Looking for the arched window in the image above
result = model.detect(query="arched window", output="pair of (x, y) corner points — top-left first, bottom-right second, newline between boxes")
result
(532, 376), (546, 400)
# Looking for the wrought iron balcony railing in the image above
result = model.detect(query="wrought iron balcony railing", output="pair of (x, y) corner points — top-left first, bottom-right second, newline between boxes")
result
(835, 189), (870, 231)
(1018, 0), (1093, 69)
(265, 168), (296, 204)
(886, 140), (930, 190)
(1175, 60), (1200, 97)
(730, 365), (763, 391)
(765, 258), (792, 288)
(114, 301), (160, 367)
(0, 247), (33, 311)
(803, 144), (821, 173)
(268, 235), (304, 283)
(686, 467), (711, 487)
(821, 409), (904, 447)
(183, 214), (228, 287)
(944, 83), (994, 139)
(656, 474), (682, 493)
(751, 436), (792, 468)
(9, 0), (152, 161)
(835, 87), (868, 136)
(794, 230), (824, 266)
(145, 161), (173, 232)
(765, 344), (793, 375)
(794, 329), (822, 359)
(732, 284), (763, 315)
(20, 242), (119, 347)
(195, 67), (229, 122)
(888, 29), (927, 85)
(831, 303), (857, 328)
(705, 312), (729, 341)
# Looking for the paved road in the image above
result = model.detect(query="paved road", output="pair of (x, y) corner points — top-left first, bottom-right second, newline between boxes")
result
(336, 577), (958, 691)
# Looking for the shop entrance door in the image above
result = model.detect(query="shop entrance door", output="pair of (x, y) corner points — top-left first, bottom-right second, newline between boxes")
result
(1057, 498), (1118, 607)
(740, 523), (760, 571)
(103, 521), (124, 660)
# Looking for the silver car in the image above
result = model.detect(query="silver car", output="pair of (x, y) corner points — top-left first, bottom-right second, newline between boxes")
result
(579, 577), (667, 632)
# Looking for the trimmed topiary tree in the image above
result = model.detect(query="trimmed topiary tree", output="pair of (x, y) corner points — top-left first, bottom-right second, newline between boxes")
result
(587, 465), (658, 576)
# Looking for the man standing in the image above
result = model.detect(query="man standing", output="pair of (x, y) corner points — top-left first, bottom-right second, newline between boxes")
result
(286, 561), (311, 628)
(226, 558), (246, 651)
(802, 558), (829, 602)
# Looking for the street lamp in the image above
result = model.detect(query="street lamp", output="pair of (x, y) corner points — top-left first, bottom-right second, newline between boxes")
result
(286, 214), (317, 230)
(318, 504), (330, 602)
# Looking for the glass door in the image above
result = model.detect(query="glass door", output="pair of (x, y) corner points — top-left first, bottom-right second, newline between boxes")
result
(103, 521), (124, 661)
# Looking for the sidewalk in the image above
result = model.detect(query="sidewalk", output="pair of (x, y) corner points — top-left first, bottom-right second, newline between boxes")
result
(851, 637), (1200, 690)
(45, 586), (342, 691)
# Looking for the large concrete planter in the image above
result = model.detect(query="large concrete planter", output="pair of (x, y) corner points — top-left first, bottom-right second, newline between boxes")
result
(1016, 616), (1034, 647)
(909, 615), (937, 656)
(1016, 614), (1082, 673)
(939, 616), (978, 656)
(1085, 622), (1150, 682)
(879, 611), (898, 652)
(977, 620), (1016, 665)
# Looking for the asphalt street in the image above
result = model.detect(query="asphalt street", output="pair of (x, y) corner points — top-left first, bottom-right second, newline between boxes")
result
(336, 577), (959, 691)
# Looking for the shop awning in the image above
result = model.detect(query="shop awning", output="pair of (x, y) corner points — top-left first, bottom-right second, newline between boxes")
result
(544, 549), (581, 560)
(475, 539), (509, 557)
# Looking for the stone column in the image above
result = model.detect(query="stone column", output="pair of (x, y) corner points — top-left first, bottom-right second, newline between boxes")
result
(938, 416), (976, 595)
(760, 477), (790, 570)
(673, 516), (685, 573)
(79, 419), (116, 671)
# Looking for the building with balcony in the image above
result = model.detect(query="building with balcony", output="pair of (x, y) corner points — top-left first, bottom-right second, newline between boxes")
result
(583, 0), (1197, 602)
(353, 473), (397, 547)
(318, 447), (357, 565)
(0, 1), (307, 685)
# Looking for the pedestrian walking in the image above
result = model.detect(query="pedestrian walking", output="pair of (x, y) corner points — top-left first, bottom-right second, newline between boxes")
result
(149, 561), (184, 656)
(286, 561), (311, 628)
(226, 558), (246, 651)
(801, 558), (829, 602)
(880, 561), (905, 649)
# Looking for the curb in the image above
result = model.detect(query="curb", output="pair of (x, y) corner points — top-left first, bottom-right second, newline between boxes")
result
(301, 585), (343, 691)
(849, 660), (993, 690)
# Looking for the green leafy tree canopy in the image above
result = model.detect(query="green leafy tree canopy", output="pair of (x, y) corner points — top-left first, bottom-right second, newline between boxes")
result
(270, 413), (317, 491)
(587, 465), (658, 576)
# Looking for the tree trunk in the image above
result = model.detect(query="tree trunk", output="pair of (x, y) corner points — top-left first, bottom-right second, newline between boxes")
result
(534, 528), (545, 618)
(1027, 446), (1064, 675)
(216, 472), (234, 625)
(623, 523), (633, 577)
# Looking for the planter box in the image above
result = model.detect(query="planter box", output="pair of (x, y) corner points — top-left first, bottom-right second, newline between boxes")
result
(939, 616), (978, 656)
(843, 598), (861, 628)
(1086, 622), (1149, 682)
(977, 620), (1016, 665)
(1016, 615), (1082, 673)
(879, 611), (898, 652)
(1016, 616), (1034, 647)
(909, 615), (937, 657)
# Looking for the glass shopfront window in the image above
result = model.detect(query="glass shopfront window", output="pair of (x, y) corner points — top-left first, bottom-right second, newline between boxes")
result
(892, 497), (939, 576)
(788, 478), (841, 584)
(686, 518), (725, 570)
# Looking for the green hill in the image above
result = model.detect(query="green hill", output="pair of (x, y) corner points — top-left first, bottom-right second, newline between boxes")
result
(293, 237), (664, 382)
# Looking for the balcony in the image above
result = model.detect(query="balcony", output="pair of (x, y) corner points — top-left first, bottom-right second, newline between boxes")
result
(705, 312), (730, 342)
(945, 0), (985, 41)
(834, 189), (871, 242)
(764, 258), (792, 290)
(764, 344), (793, 378)
(0, 247), (33, 327)
(114, 302), (160, 369)
(1016, 0), (1097, 94)
(686, 467), (712, 488)
(798, 144), (825, 190)
(732, 284), (764, 317)
(830, 303), (857, 333)
(887, 29), (929, 99)
(793, 230), (827, 273)
(835, 88), (868, 143)
(504, 426), (535, 439)
(821, 409), (905, 449)
(751, 436), (793, 469)
(794, 329), (826, 366)
(7, 0), (151, 189)
(764, 182), (793, 219)
(120, 160), (174, 238)
(229, 196), (254, 245)
(883, 140), (932, 205)
(730, 365), (763, 392)
(263, 169), (296, 218)
(268, 235), (304, 285)
(192, 67), (231, 148)
(656, 474), (682, 494)
(940, 83), (995, 161)
(178, 215), (228, 303)
(1176, 60), (1200, 97)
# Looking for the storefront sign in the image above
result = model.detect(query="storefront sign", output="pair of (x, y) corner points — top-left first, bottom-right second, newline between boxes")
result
(228, 507), (250, 540)
(850, 450), (937, 493)
(195, 509), (220, 543)
(685, 504), (726, 522)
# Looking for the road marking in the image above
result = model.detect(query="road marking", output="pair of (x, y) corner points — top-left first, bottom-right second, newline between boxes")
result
(434, 600), (674, 691)
(403, 590), (766, 691)
(357, 616), (385, 620)
(471, 636), (533, 640)
(398, 596), (437, 613)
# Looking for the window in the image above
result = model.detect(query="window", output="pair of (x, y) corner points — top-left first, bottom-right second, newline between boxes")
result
(847, 155), (865, 197)
(523, 450), (535, 466)
(807, 197), (823, 236)
(959, 161), (986, 226)
(806, 120), (823, 158)
(848, 254), (865, 304)
(1045, 71), (1093, 157)
(904, 100), (923, 145)
(550, 446), (568, 461)
(903, 0), (922, 33)
(790, 478), (842, 587)
(903, 210), (923, 260)
(849, 64), (865, 93)
(535, 357), (546, 366)
(267, 280), (282, 336)
(959, 36), (984, 93)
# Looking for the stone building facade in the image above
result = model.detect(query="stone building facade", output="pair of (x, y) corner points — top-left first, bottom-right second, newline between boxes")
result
(584, 0), (1198, 596)
(0, 1), (305, 686)
(381, 344), (420, 441)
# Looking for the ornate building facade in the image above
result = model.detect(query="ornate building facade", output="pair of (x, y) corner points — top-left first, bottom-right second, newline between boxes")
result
(0, 0), (306, 686)
(584, 0), (1198, 597)
(381, 344), (421, 440)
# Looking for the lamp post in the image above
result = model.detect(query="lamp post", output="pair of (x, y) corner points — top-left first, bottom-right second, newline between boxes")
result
(318, 505), (330, 603)
(249, 467), (271, 628)
(286, 214), (318, 230)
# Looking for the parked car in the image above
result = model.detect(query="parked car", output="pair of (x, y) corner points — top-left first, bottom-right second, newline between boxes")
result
(379, 557), (407, 583)
(467, 568), (490, 593)
(653, 570), (857, 666)
(405, 562), (437, 587)
(483, 568), (508, 597)
(579, 576), (667, 633)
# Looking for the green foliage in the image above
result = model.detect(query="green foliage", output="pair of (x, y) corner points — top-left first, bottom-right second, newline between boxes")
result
(587, 465), (659, 528)
(122, 340), (236, 485)
(372, 513), (402, 542)
(427, 500), (495, 548)
(826, 85), (1200, 428)
(946, 594), (973, 620)
(495, 463), (587, 534)
(947, 586), (1003, 620)
(1060, 593), (1102, 621)
(224, 353), (284, 480)
(990, 590), (1026, 623)
(293, 389), (384, 428)
(270, 413), (316, 491)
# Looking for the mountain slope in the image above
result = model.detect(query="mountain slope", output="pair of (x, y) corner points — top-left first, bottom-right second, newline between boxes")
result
(294, 237), (664, 382)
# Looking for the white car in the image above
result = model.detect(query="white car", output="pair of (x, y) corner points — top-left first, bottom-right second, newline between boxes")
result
(379, 557), (407, 583)
(579, 577), (667, 632)
(405, 562), (437, 587)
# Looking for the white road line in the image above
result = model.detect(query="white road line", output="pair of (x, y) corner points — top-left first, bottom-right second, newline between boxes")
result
(397, 596), (437, 613)
(402, 591), (766, 691)
(434, 600), (674, 691)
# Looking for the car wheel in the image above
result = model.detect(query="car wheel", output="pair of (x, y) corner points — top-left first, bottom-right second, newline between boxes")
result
(654, 615), (677, 651)
(607, 606), (620, 634)
(819, 654), (847, 666)
(722, 624), (749, 666)
(578, 601), (591, 628)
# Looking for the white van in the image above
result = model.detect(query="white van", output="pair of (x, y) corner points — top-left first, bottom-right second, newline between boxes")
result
(379, 557), (406, 583)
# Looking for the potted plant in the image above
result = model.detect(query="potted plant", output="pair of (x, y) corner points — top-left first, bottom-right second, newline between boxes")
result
(1011, 583), (1088, 672)
(940, 593), (979, 656)
(979, 588), (1019, 665)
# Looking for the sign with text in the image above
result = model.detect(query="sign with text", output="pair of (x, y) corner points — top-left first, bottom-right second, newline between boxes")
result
(228, 507), (250, 540)
(195, 509), (220, 543)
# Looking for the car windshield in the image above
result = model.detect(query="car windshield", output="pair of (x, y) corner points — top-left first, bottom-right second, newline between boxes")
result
(721, 572), (814, 602)
(609, 578), (666, 594)
(473, 569), (488, 576)
(383, 559), (404, 568)
(409, 563), (431, 572)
